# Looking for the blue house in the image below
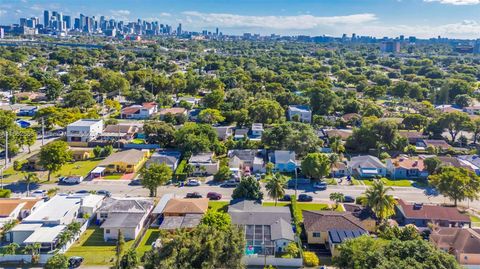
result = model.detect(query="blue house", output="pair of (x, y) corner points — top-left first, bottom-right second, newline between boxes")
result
(270, 150), (297, 173)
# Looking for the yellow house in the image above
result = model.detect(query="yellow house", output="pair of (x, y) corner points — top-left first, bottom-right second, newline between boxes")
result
(71, 148), (92, 161)
(97, 149), (148, 174)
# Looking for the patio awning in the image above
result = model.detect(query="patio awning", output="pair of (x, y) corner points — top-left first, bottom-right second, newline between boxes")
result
(91, 167), (106, 174)
(23, 225), (65, 244)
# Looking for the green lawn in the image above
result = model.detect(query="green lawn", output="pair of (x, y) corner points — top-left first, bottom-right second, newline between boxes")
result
(262, 201), (290, 207)
(361, 178), (413, 187)
(208, 201), (229, 212)
(102, 173), (124, 180)
(294, 203), (345, 222)
(470, 214), (480, 223)
(136, 228), (160, 258)
(131, 138), (145, 144)
(66, 226), (134, 265)
(2, 158), (102, 183)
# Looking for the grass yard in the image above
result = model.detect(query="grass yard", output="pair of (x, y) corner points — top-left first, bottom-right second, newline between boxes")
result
(361, 178), (413, 187)
(136, 228), (160, 258)
(131, 138), (145, 144)
(2, 158), (102, 183)
(469, 214), (480, 227)
(262, 201), (290, 207)
(208, 201), (229, 212)
(294, 203), (344, 222)
(66, 226), (134, 265)
(102, 173), (125, 180)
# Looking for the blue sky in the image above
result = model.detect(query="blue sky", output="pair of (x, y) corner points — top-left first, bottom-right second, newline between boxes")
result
(1, 0), (480, 38)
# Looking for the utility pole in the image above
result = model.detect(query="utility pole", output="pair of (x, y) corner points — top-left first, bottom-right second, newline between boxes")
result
(41, 117), (45, 146)
(4, 130), (8, 167)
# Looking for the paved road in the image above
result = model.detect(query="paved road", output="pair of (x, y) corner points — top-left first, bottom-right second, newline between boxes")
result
(6, 179), (478, 211)
(1, 136), (58, 169)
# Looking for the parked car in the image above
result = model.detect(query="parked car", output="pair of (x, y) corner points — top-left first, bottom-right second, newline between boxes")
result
(186, 179), (201, 186)
(343, 195), (355, 203)
(130, 179), (142, 186)
(298, 194), (313, 202)
(186, 192), (203, 198)
(221, 180), (239, 188)
(96, 190), (111, 197)
(207, 192), (222, 200)
(279, 194), (291, 201)
(75, 190), (89, 194)
(31, 190), (47, 197)
(68, 256), (84, 268)
(313, 182), (328, 190)
(63, 175), (84, 184)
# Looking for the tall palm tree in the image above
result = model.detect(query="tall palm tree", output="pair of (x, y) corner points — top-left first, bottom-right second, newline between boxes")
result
(328, 153), (339, 177)
(23, 172), (40, 197)
(362, 180), (397, 223)
(265, 173), (286, 206)
(329, 192), (345, 210)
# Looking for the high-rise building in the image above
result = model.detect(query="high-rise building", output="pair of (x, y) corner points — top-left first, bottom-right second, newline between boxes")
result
(0, 28), (4, 39)
(475, 40), (480, 54)
(43, 10), (50, 27)
(380, 41), (401, 53)
(177, 23), (182, 36)
(216, 27), (219, 36)
(63, 15), (71, 29)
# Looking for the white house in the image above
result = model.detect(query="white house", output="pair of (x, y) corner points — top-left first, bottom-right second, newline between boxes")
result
(347, 155), (387, 178)
(97, 197), (154, 241)
(67, 119), (104, 143)
(251, 123), (264, 140)
(288, 105), (312, 123)
(228, 149), (266, 173)
(0, 198), (43, 228)
(146, 151), (181, 172)
(271, 150), (297, 173)
(120, 102), (158, 119)
(189, 152), (220, 175)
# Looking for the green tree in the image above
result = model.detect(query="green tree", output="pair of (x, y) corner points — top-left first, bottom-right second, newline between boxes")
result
(39, 141), (72, 181)
(424, 156), (441, 175)
(44, 78), (63, 101)
(232, 176), (264, 200)
(143, 225), (245, 269)
(266, 162), (274, 175)
(262, 122), (322, 156)
(265, 173), (286, 205)
(307, 87), (338, 115)
(63, 90), (96, 111)
(248, 99), (285, 124)
(436, 111), (473, 143)
(362, 181), (397, 223)
(214, 165), (232, 182)
(198, 108), (225, 124)
(301, 153), (330, 180)
(116, 230), (125, 268)
(141, 163), (173, 197)
(3, 242), (19, 255)
(144, 121), (176, 147)
(282, 242), (300, 258)
(329, 192), (345, 210)
(402, 114), (428, 130)
(200, 211), (232, 231)
(378, 225), (421, 241)
(0, 189), (12, 198)
(429, 166), (480, 206)
(93, 146), (103, 158)
(45, 253), (69, 269)
(20, 128), (37, 154)
(23, 172), (39, 197)
(175, 123), (218, 155)
(203, 89), (225, 109)
(120, 248), (139, 269)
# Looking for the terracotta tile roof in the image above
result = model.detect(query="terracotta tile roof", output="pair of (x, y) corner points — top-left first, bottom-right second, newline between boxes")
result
(162, 198), (209, 215)
(391, 157), (426, 170)
(159, 107), (187, 115)
(423, 139), (451, 150)
(121, 107), (141, 115)
(302, 210), (366, 232)
(142, 102), (157, 109)
(396, 199), (470, 223)
(0, 198), (42, 216)
(431, 228), (480, 256)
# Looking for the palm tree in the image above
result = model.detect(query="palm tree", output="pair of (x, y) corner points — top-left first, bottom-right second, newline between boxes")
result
(328, 153), (339, 177)
(23, 172), (40, 197)
(329, 192), (345, 210)
(56, 230), (73, 249)
(362, 180), (397, 223)
(67, 221), (82, 237)
(265, 173), (286, 206)
(3, 242), (19, 255)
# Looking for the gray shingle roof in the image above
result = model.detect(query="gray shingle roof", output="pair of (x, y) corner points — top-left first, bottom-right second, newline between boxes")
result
(101, 212), (146, 228)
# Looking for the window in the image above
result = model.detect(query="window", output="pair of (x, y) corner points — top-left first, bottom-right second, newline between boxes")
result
(313, 232), (321, 237)
(100, 213), (108, 219)
(106, 229), (110, 234)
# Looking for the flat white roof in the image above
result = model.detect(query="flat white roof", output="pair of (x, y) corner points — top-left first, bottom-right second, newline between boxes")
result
(23, 225), (65, 244)
(10, 223), (42, 232)
(68, 119), (103, 127)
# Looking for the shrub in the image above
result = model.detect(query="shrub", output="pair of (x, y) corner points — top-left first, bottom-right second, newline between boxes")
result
(303, 251), (319, 267)
(355, 195), (365, 205)
(174, 160), (188, 181)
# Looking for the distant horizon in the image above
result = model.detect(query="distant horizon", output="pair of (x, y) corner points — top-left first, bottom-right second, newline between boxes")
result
(1, 0), (480, 39)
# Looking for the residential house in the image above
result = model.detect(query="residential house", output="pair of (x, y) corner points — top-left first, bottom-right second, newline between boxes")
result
(386, 156), (428, 179)
(228, 149), (266, 174)
(96, 149), (148, 174)
(188, 152), (219, 175)
(418, 139), (451, 151)
(17, 105), (38, 116)
(214, 126), (234, 141)
(347, 155), (387, 178)
(25, 154), (43, 171)
(270, 150), (297, 173)
(14, 92), (47, 102)
(146, 151), (181, 172)
(436, 105), (462, 113)
(250, 123), (264, 140)
(120, 102), (158, 119)
(97, 197), (154, 241)
(395, 199), (471, 228)
(98, 124), (141, 141)
(8, 194), (104, 250)
(437, 156), (480, 174)
(158, 198), (208, 230)
(464, 105), (480, 115)
(0, 198), (43, 228)
(430, 228), (480, 266)
(188, 109), (201, 122)
(228, 200), (295, 255)
(158, 107), (187, 120)
(343, 204), (377, 232)
(458, 155), (480, 175)
(175, 96), (199, 107)
(70, 148), (92, 161)
(302, 210), (368, 245)
(322, 128), (353, 142)
(288, 105), (312, 123)
(331, 162), (347, 178)
(340, 113), (361, 125)
(234, 128), (249, 140)
(398, 131), (428, 145)
(67, 119), (104, 143)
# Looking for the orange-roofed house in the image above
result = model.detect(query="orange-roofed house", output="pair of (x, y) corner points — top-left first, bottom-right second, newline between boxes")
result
(0, 198), (44, 228)
(158, 198), (209, 230)
(120, 102), (158, 119)
(386, 156), (429, 179)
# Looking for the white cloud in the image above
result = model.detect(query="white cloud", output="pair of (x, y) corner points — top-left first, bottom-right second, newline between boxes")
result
(181, 11), (377, 30)
(160, 12), (171, 17)
(110, 9), (130, 17)
(424, 0), (480, 5)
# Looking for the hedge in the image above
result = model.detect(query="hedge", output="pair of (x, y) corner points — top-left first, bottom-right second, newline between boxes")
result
(174, 159), (188, 181)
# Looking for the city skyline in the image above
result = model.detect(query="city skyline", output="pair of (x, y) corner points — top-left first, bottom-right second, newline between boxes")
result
(1, 0), (480, 39)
